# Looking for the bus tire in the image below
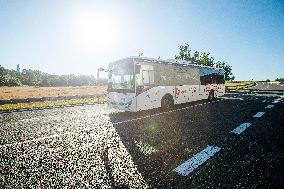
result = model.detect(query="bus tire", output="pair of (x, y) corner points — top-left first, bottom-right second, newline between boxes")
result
(161, 94), (174, 110)
(208, 90), (215, 101)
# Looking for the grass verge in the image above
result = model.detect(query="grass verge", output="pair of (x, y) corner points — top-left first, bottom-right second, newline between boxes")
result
(225, 81), (255, 90)
(0, 97), (107, 112)
(0, 86), (107, 100)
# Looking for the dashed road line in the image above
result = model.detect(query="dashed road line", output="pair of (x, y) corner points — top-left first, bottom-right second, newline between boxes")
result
(173, 145), (221, 176)
(265, 105), (274, 109)
(219, 97), (244, 100)
(272, 98), (282, 103)
(224, 92), (239, 95)
(231, 123), (252, 134)
(253, 112), (265, 118)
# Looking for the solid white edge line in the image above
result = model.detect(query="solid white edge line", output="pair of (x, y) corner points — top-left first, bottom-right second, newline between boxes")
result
(19, 115), (57, 122)
(173, 145), (221, 176)
(231, 123), (252, 134)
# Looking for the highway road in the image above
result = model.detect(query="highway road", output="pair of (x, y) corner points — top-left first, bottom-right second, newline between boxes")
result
(0, 82), (283, 188)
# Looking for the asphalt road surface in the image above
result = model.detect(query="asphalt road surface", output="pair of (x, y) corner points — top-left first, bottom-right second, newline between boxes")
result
(1, 82), (283, 188)
(250, 81), (284, 91)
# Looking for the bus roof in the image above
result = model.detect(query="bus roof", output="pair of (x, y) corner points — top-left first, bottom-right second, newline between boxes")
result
(113, 56), (224, 71)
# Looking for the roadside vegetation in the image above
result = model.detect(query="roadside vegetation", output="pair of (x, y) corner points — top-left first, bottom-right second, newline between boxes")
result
(0, 64), (108, 111)
(0, 64), (107, 87)
(225, 81), (255, 90)
(0, 97), (107, 112)
(275, 78), (284, 83)
(175, 43), (235, 81)
(0, 86), (106, 100)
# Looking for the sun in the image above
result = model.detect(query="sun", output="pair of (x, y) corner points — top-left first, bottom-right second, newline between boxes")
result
(74, 10), (117, 52)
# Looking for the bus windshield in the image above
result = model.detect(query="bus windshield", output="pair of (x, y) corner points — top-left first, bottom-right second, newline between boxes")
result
(109, 59), (135, 93)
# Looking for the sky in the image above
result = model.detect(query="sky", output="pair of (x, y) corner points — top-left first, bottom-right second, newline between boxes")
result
(0, 0), (283, 80)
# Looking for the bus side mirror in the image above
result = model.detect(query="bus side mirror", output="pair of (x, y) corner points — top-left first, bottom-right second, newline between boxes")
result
(135, 64), (141, 74)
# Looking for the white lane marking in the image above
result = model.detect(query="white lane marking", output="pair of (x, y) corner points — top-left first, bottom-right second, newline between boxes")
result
(231, 123), (252, 134)
(224, 92), (239, 95)
(253, 112), (265, 118)
(173, 145), (221, 176)
(265, 105), (274, 109)
(19, 115), (57, 122)
(1, 133), (63, 148)
(272, 101), (279, 104)
(219, 97), (243, 100)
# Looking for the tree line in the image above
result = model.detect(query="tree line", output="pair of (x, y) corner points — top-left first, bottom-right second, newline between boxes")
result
(0, 65), (103, 87)
(175, 43), (235, 81)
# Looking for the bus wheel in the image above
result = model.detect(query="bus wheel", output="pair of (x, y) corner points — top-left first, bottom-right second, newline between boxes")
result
(161, 95), (174, 110)
(208, 90), (215, 101)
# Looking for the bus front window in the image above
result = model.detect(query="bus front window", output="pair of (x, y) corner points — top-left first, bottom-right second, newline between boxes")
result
(109, 60), (135, 93)
(112, 74), (134, 91)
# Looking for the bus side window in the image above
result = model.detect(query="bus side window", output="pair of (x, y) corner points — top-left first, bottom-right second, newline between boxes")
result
(142, 70), (154, 85)
(149, 70), (154, 84)
(142, 70), (149, 84)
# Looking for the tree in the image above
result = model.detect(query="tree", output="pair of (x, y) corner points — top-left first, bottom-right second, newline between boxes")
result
(275, 78), (284, 83)
(215, 61), (235, 81)
(0, 65), (9, 86)
(175, 43), (235, 81)
(16, 64), (20, 73)
(0, 64), (100, 87)
(174, 43), (192, 61)
(200, 52), (214, 66)
(8, 77), (22, 86)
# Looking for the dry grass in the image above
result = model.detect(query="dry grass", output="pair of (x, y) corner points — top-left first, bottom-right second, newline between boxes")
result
(0, 97), (107, 112)
(0, 86), (107, 100)
(225, 81), (255, 90)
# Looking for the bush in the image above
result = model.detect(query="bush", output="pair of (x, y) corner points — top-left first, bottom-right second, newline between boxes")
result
(8, 77), (22, 86)
(275, 78), (284, 83)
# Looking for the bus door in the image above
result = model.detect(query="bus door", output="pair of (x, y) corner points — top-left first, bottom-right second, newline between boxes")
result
(136, 65), (156, 110)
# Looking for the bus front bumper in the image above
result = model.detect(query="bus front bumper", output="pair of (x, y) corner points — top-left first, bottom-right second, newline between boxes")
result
(107, 101), (134, 112)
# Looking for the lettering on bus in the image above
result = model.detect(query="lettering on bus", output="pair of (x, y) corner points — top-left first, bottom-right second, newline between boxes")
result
(175, 88), (187, 96)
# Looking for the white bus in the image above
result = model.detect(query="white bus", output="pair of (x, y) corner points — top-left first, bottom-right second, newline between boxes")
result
(107, 57), (225, 112)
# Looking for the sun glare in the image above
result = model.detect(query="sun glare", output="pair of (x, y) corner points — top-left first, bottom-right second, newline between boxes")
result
(74, 10), (118, 52)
